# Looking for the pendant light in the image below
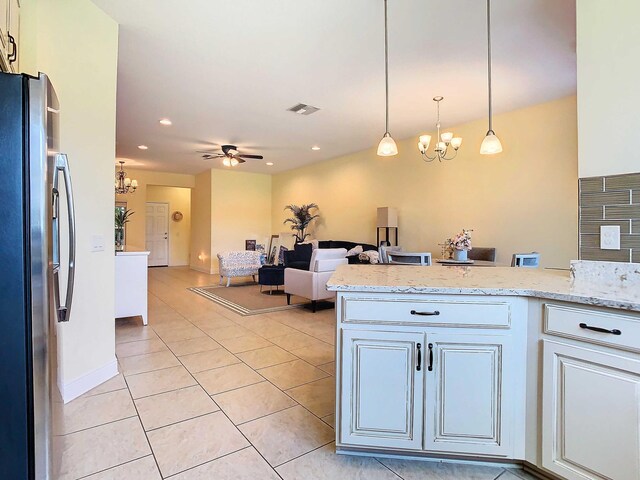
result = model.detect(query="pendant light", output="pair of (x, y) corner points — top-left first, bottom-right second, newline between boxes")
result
(377, 0), (398, 156)
(480, 0), (503, 155)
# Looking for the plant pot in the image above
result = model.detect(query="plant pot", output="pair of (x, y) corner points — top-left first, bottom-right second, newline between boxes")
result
(453, 249), (468, 262)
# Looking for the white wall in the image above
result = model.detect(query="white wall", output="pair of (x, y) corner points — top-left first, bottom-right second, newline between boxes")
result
(20, 0), (119, 401)
(577, 0), (640, 177)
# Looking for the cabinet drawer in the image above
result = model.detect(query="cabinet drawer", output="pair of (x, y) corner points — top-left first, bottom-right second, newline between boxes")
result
(544, 304), (640, 353)
(342, 297), (511, 328)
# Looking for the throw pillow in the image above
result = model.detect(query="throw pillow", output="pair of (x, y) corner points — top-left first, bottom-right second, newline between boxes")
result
(346, 245), (363, 256)
(293, 242), (313, 262)
(300, 239), (319, 250)
(360, 251), (380, 264)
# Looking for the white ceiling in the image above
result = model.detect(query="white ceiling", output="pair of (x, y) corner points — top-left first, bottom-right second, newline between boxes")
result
(93, 0), (576, 175)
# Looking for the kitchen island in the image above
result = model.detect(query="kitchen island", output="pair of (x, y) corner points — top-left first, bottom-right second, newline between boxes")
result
(327, 262), (640, 480)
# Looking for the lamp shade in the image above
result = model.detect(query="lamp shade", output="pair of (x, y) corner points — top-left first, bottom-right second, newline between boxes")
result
(377, 207), (398, 228)
(480, 133), (503, 155)
(377, 133), (398, 156)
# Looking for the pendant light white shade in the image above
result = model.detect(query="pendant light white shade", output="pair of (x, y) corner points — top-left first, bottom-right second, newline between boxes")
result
(377, 133), (398, 156)
(480, 0), (502, 155)
(377, 0), (397, 157)
(480, 132), (503, 155)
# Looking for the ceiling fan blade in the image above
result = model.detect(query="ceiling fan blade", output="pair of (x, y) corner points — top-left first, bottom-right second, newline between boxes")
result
(238, 154), (264, 159)
(202, 153), (225, 159)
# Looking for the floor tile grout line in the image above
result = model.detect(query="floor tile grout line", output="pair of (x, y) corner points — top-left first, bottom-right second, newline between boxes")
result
(55, 413), (139, 438)
(161, 445), (256, 479)
(121, 372), (166, 478)
(233, 403), (301, 428)
(143, 407), (221, 434)
(74, 453), (154, 480)
(272, 439), (335, 469)
(375, 457), (407, 479)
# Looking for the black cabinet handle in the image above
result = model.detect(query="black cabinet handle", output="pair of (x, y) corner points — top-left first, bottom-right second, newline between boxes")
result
(579, 323), (621, 335)
(428, 343), (434, 371)
(8, 34), (17, 64)
(410, 309), (440, 316)
(416, 343), (422, 371)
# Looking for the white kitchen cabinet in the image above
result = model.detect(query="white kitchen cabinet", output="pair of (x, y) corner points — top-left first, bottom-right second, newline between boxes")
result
(7, 0), (19, 72)
(425, 333), (513, 457)
(339, 329), (424, 450)
(542, 340), (640, 480)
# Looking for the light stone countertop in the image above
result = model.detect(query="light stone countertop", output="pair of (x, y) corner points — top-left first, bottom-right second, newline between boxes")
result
(326, 264), (640, 313)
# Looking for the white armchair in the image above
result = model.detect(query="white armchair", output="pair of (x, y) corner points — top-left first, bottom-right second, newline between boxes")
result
(284, 248), (348, 312)
(217, 251), (262, 287)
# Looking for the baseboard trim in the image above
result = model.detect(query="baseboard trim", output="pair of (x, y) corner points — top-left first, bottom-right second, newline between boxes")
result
(58, 357), (118, 404)
(189, 264), (213, 274)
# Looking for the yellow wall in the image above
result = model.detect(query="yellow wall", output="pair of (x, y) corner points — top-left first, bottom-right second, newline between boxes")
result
(577, 0), (640, 177)
(146, 186), (191, 266)
(20, 0), (119, 396)
(211, 170), (272, 273)
(272, 96), (578, 269)
(190, 170), (212, 272)
(115, 168), (195, 261)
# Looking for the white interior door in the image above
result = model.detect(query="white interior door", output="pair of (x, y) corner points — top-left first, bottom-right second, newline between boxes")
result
(145, 202), (169, 267)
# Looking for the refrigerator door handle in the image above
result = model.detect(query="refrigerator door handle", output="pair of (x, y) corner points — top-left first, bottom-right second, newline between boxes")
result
(52, 153), (76, 322)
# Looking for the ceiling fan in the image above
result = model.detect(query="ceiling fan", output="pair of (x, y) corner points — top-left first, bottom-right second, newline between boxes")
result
(198, 144), (264, 167)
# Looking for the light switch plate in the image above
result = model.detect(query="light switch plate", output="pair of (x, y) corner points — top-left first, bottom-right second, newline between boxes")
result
(600, 225), (621, 250)
(91, 234), (105, 252)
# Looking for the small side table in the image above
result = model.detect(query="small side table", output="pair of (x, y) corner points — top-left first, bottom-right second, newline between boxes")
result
(258, 265), (285, 294)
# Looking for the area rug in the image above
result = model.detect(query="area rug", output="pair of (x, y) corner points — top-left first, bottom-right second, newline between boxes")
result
(188, 283), (307, 316)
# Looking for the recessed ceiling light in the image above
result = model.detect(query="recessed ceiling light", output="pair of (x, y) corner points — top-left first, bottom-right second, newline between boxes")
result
(137, 145), (148, 150)
(311, 146), (321, 151)
(266, 162), (274, 166)
(159, 118), (172, 126)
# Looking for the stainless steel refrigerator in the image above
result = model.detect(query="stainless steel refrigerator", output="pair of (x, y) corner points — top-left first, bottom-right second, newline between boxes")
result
(0, 71), (76, 479)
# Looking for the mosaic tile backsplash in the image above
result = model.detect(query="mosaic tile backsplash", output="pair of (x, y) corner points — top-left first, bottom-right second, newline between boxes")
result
(579, 173), (640, 263)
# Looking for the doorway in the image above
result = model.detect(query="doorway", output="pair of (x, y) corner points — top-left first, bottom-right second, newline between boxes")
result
(145, 202), (169, 267)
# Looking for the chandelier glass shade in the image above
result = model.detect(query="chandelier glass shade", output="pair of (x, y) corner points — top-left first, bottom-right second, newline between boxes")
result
(377, 0), (398, 157)
(417, 96), (462, 162)
(114, 161), (138, 194)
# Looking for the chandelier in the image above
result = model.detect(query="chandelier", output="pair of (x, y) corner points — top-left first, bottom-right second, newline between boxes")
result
(115, 161), (138, 194)
(417, 96), (462, 162)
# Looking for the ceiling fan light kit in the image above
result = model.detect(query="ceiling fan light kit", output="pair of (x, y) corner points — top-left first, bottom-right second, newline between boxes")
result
(200, 144), (264, 167)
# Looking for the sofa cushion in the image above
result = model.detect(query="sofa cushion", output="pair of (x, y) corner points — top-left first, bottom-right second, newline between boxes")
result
(309, 248), (347, 272)
(319, 240), (377, 252)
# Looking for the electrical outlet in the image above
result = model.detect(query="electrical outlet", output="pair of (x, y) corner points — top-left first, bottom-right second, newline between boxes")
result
(91, 234), (105, 252)
(600, 225), (621, 250)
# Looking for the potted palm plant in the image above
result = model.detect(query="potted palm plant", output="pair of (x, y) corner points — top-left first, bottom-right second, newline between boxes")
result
(115, 207), (134, 251)
(283, 203), (320, 243)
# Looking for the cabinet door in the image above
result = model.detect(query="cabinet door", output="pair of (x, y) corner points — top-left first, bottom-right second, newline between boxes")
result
(0, 0), (7, 71)
(340, 329), (424, 450)
(425, 333), (512, 457)
(7, 0), (17, 72)
(542, 340), (640, 480)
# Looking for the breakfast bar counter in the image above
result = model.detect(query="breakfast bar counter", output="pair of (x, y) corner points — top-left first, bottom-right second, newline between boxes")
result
(327, 261), (640, 480)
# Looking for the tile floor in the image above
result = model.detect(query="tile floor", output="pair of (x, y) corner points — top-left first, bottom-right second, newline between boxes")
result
(56, 267), (540, 480)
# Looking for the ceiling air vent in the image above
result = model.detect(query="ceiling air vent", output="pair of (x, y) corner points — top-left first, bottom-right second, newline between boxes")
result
(287, 103), (320, 116)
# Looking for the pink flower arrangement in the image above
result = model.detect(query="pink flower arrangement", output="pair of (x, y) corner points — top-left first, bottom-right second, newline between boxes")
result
(446, 229), (473, 253)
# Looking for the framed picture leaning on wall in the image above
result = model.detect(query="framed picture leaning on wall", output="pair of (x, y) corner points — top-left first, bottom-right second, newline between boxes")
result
(267, 234), (279, 264)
